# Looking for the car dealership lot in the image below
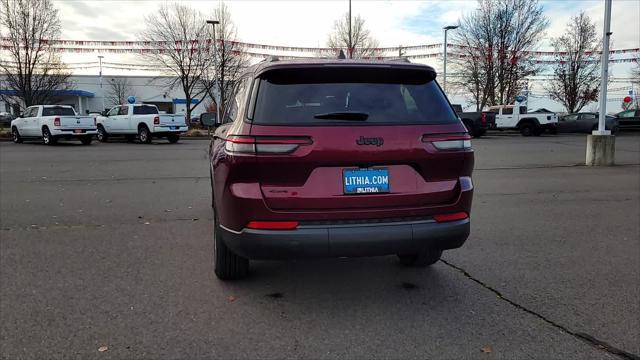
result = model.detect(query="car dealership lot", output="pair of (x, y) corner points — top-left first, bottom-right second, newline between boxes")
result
(1, 134), (638, 359)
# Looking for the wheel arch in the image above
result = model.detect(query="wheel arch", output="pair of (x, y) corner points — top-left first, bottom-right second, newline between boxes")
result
(517, 118), (540, 128)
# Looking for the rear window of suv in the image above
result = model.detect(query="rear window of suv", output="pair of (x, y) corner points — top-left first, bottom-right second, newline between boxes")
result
(252, 67), (457, 125)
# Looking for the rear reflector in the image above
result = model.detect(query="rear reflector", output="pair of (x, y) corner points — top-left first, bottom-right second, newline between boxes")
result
(433, 212), (468, 223)
(246, 221), (299, 230)
(225, 135), (312, 155)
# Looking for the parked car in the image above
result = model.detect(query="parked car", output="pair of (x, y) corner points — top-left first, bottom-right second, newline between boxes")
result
(190, 113), (201, 124)
(0, 111), (14, 126)
(451, 104), (496, 138)
(209, 58), (474, 280)
(96, 104), (187, 144)
(614, 109), (640, 131)
(11, 105), (96, 145)
(557, 112), (618, 134)
(489, 104), (558, 136)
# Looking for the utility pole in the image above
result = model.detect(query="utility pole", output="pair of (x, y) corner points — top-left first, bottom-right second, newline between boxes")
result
(348, 0), (352, 59)
(443, 25), (459, 94)
(98, 55), (105, 112)
(585, 0), (614, 166)
(207, 20), (221, 126)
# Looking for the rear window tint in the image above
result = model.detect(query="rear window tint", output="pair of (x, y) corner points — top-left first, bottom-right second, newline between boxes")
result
(42, 107), (75, 116)
(253, 67), (457, 125)
(133, 105), (158, 115)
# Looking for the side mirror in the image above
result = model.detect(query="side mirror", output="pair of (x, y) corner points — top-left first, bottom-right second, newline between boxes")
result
(200, 112), (218, 127)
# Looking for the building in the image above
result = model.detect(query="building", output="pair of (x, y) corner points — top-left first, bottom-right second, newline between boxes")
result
(1, 75), (209, 117)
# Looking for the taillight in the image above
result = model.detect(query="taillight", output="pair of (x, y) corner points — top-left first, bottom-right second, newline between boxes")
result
(481, 112), (487, 124)
(422, 133), (471, 151)
(225, 135), (312, 155)
(53, 117), (60, 127)
(153, 116), (160, 125)
(433, 212), (468, 223)
(246, 221), (299, 230)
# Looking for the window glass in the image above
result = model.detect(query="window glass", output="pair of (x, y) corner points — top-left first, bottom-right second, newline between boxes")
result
(133, 105), (158, 115)
(107, 107), (119, 116)
(42, 107), (75, 116)
(581, 113), (596, 120)
(118, 106), (129, 116)
(519, 106), (527, 114)
(23, 108), (34, 118)
(253, 67), (455, 125)
(224, 78), (248, 123)
(563, 114), (578, 121)
(502, 107), (513, 115)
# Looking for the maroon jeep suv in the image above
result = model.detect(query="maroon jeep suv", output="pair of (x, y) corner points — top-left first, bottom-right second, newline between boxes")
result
(208, 58), (474, 280)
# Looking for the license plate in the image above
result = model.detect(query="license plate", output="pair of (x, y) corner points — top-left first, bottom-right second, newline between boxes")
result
(343, 168), (390, 194)
(170, 126), (178, 130)
(73, 129), (83, 134)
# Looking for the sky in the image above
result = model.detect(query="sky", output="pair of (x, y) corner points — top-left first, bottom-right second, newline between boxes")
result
(45, 0), (640, 111)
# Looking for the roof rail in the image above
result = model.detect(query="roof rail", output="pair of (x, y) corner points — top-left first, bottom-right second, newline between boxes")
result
(386, 57), (411, 63)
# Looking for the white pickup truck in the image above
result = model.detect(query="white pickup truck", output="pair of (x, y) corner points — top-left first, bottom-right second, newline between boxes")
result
(96, 104), (187, 144)
(488, 105), (558, 136)
(11, 105), (96, 145)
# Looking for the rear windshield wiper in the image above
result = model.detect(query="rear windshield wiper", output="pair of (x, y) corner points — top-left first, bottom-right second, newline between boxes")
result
(313, 111), (369, 121)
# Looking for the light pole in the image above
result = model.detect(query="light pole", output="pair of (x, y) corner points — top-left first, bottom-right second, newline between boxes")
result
(585, 0), (614, 166)
(206, 20), (221, 125)
(595, 0), (612, 135)
(443, 25), (459, 94)
(348, 0), (352, 58)
(98, 55), (105, 112)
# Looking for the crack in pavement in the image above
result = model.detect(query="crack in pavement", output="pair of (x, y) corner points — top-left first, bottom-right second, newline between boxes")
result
(441, 259), (640, 360)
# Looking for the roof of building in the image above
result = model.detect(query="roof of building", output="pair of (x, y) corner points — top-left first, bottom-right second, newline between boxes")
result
(0, 89), (95, 98)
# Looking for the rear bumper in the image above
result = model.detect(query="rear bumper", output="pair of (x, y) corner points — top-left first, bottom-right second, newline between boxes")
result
(50, 128), (97, 136)
(220, 218), (470, 260)
(152, 126), (187, 135)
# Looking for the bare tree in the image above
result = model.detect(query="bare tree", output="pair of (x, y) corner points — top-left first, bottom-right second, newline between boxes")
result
(327, 13), (380, 59)
(139, 3), (214, 123)
(106, 78), (136, 107)
(0, 0), (72, 111)
(545, 13), (601, 113)
(202, 2), (249, 117)
(452, 0), (548, 110)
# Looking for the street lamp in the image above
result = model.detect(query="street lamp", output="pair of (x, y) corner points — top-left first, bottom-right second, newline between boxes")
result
(443, 25), (459, 94)
(206, 20), (220, 125)
(98, 55), (105, 111)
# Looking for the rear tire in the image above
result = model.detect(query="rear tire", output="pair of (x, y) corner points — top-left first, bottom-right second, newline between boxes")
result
(138, 125), (152, 144)
(42, 127), (57, 145)
(167, 134), (180, 143)
(214, 214), (249, 280)
(96, 125), (108, 142)
(519, 123), (534, 136)
(80, 135), (93, 145)
(11, 127), (23, 143)
(398, 249), (443, 267)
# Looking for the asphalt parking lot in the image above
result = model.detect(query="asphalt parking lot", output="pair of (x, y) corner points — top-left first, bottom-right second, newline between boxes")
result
(1, 133), (639, 360)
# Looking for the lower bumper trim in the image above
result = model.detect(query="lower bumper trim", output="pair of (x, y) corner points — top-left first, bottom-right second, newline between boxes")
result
(220, 219), (470, 260)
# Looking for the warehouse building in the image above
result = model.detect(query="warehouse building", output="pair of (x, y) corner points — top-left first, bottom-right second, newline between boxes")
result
(1, 75), (209, 116)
